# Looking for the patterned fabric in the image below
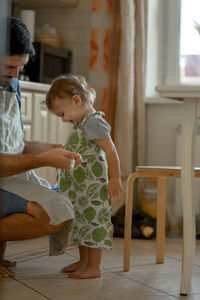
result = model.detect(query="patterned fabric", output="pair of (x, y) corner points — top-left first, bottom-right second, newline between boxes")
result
(60, 111), (113, 249)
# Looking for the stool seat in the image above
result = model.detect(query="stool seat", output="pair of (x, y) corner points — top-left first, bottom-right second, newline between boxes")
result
(135, 166), (200, 177)
(123, 165), (200, 294)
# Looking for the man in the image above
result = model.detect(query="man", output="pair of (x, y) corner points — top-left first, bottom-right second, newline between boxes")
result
(0, 17), (82, 278)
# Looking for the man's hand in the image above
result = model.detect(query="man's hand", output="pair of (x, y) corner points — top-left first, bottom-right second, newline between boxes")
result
(37, 148), (82, 170)
(0, 149), (82, 177)
(23, 141), (64, 154)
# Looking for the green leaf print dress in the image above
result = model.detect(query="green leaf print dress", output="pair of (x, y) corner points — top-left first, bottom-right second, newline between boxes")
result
(60, 111), (113, 249)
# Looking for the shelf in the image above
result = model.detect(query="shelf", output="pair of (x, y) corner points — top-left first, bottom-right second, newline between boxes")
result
(12, 0), (78, 9)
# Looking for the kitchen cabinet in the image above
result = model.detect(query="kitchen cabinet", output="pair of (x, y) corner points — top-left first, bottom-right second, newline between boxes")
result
(20, 81), (72, 184)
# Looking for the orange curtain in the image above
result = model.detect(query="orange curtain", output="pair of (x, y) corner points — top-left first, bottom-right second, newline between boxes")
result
(89, 0), (113, 124)
(89, 0), (147, 214)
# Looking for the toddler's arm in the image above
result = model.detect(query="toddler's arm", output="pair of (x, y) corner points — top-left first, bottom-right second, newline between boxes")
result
(93, 138), (122, 198)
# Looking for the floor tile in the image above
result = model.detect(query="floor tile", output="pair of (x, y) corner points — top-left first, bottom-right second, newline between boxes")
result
(6, 236), (77, 262)
(5, 236), (49, 259)
(0, 279), (47, 300)
(13, 254), (78, 280)
(20, 273), (166, 300)
(114, 265), (200, 295)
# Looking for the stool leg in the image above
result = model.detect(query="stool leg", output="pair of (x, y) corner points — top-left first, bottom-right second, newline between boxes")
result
(123, 173), (137, 271)
(156, 176), (167, 264)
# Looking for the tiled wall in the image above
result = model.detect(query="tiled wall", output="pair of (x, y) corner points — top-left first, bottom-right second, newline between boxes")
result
(35, 0), (92, 79)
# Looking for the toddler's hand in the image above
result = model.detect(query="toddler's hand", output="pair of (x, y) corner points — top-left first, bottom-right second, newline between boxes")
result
(108, 178), (122, 199)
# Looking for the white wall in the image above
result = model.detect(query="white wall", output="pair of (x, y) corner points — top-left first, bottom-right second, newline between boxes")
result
(147, 103), (182, 165)
(147, 102), (183, 232)
(35, 0), (92, 79)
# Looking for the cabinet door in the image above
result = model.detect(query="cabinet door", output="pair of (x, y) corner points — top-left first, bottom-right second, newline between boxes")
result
(46, 108), (72, 184)
(48, 112), (72, 145)
(57, 117), (72, 145)
(22, 124), (31, 141)
(31, 93), (57, 184)
(32, 93), (48, 142)
(21, 92), (32, 140)
(21, 92), (32, 123)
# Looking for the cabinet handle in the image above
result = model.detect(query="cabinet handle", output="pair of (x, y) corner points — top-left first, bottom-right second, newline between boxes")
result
(40, 100), (47, 118)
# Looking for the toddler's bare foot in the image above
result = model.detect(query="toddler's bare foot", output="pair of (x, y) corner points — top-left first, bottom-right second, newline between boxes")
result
(68, 266), (102, 279)
(61, 261), (87, 273)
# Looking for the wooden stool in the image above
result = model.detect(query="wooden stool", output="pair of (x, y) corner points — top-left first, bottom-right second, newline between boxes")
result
(123, 166), (200, 272)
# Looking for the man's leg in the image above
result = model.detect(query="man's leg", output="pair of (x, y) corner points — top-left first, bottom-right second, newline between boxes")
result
(0, 201), (65, 277)
(0, 242), (15, 278)
(0, 201), (65, 241)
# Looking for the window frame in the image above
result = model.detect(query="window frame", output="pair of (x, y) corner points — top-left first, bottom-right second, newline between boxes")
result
(145, 0), (181, 103)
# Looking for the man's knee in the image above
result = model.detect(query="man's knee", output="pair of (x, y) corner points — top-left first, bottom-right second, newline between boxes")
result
(47, 222), (65, 234)
(26, 201), (65, 234)
(27, 201), (50, 222)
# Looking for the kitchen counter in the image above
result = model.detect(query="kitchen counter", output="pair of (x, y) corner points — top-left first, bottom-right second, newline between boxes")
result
(19, 80), (50, 93)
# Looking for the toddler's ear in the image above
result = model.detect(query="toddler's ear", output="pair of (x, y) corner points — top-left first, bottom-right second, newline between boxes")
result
(72, 95), (82, 106)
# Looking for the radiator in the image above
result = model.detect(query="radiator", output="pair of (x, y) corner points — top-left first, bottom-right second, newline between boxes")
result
(174, 123), (200, 218)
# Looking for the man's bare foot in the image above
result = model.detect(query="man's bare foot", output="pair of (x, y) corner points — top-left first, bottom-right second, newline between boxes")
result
(2, 259), (17, 268)
(68, 266), (102, 279)
(0, 241), (16, 278)
(0, 264), (15, 278)
(61, 261), (87, 273)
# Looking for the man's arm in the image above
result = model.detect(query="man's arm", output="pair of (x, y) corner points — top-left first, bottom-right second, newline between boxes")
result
(0, 148), (82, 177)
(23, 141), (64, 154)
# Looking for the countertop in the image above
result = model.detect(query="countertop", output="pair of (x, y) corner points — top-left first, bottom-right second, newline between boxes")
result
(20, 81), (50, 93)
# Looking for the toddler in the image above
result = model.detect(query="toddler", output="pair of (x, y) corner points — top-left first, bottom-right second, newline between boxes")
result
(46, 74), (122, 279)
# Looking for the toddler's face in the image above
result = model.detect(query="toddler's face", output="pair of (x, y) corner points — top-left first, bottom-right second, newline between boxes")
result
(51, 95), (84, 126)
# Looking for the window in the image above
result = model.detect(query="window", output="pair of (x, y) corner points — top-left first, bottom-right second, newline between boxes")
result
(145, 0), (200, 102)
(145, 0), (180, 100)
(180, 0), (200, 83)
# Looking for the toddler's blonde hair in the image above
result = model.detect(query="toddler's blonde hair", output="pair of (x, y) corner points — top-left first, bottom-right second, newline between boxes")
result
(46, 74), (96, 110)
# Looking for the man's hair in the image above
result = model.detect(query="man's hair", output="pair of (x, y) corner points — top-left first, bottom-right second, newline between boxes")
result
(46, 74), (96, 110)
(6, 17), (35, 56)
